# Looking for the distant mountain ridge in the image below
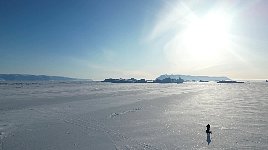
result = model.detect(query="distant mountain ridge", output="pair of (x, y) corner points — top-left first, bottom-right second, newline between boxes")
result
(0, 74), (90, 81)
(157, 74), (230, 81)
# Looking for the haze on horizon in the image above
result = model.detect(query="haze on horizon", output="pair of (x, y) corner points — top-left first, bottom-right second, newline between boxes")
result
(1, 0), (268, 80)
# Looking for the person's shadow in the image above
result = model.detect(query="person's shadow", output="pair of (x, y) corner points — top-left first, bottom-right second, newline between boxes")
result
(206, 133), (211, 145)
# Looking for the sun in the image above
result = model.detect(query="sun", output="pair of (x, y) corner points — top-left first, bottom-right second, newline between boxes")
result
(182, 12), (231, 59)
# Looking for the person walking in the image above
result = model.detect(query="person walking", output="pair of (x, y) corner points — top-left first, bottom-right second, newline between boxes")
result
(206, 124), (211, 134)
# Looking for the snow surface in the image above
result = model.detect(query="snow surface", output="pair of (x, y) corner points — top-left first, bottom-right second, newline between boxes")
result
(0, 81), (267, 149)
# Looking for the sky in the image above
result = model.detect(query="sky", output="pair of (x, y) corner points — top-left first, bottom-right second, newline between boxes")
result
(1, 0), (268, 80)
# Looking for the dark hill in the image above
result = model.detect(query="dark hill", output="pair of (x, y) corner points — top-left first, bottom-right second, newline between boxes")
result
(0, 74), (90, 81)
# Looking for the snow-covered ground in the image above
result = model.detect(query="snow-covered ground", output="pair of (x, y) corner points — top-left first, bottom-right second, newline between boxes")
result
(0, 81), (267, 149)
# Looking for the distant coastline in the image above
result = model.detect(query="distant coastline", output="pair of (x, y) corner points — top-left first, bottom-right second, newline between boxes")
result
(157, 74), (230, 82)
(102, 77), (184, 83)
(0, 74), (91, 81)
(102, 74), (233, 84)
(2, 73), (260, 83)
(217, 80), (244, 83)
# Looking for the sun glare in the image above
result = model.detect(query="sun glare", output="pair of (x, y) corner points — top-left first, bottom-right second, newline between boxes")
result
(182, 12), (231, 59)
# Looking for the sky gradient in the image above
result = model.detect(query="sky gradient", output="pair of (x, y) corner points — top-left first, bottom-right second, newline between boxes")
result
(1, 0), (268, 80)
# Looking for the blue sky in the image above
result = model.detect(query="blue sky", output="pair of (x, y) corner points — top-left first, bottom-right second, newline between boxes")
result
(1, 0), (268, 80)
